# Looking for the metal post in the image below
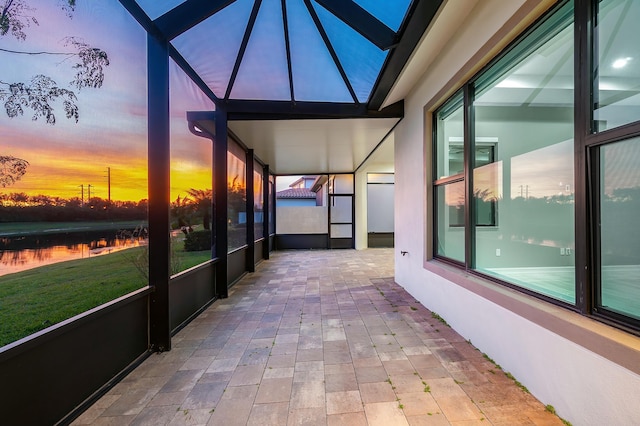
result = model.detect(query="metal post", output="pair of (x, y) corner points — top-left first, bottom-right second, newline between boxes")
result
(246, 150), (255, 272)
(262, 164), (270, 259)
(214, 108), (229, 298)
(147, 33), (171, 352)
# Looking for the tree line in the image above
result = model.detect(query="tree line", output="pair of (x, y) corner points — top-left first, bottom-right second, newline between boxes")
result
(0, 192), (147, 222)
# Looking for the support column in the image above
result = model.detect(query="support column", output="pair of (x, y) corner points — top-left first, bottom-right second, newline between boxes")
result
(147, 33), (171, 352)
(213, 109), (229, 298)
(262, 164), (270, 259)
(246, 150), (255, 272)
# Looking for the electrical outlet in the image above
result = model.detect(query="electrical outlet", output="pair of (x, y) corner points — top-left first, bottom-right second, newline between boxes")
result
(560, 248), (566, 255)
(566, 248), (571, 255)
(496, 248), (501, 257)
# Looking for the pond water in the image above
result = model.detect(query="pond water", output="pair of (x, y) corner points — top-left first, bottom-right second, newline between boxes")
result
(0, 230), (147, 277)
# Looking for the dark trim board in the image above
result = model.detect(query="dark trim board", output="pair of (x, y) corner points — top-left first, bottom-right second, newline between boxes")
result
(228, 247), (248, 286)
(368, 232), (394, 248)
(170, 261), (217, 333)
(330, 237), (354, 249)
(275, 234), (329, 250)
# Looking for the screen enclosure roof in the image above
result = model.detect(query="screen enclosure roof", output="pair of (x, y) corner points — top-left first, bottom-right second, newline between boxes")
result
(122, 0), (444, 173)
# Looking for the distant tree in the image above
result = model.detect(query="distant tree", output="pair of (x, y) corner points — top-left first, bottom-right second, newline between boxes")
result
(186, 188), (212, 230)
(0, 0), (109, 124)
(0, 155), (28, 187)
(171, 194), (193, 231)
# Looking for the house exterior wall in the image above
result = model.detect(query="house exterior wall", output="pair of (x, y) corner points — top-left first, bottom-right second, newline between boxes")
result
(393, 1), (640, 425)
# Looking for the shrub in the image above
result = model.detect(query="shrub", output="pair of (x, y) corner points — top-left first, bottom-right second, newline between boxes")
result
(184, 229), (211, 252)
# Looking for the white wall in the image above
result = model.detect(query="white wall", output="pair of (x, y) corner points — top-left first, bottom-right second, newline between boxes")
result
(393, 0), (640, 424)
(275, 206), (328, 234)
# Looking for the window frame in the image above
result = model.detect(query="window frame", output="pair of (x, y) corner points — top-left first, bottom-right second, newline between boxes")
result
(431, 0), (640, 332)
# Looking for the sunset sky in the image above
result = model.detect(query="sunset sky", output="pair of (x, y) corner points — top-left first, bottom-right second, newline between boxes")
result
(1, 0), (215, 202)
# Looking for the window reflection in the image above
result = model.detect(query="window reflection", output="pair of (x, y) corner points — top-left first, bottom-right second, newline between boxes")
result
(472, 3), (575, 303)
(594, 0), (640, 132)
(228, 140), (247, 252)
(599, 138), (640, 319)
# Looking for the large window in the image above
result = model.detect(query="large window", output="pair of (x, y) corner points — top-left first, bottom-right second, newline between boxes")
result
(432, 0), (640, 328)
(433, 1), (576, 304)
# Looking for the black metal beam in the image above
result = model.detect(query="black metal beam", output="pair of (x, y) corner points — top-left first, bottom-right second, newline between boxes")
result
(368, 0), (444, 110)
(281, 0), (295, 102)
(304, 0), (358, 103)
(262, 164), (270, 259)
(226, 0), (263, 100)
(147, 33), (172, 352)
(155, 0), (237, 40)
(213, 109), (229, 298)
(246, 150), (256, 272)
(222, 99), (403, 120)
(314, 0), (397, 50)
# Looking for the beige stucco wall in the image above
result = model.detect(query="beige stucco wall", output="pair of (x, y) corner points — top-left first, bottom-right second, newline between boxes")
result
(392, 1), (640, 425)
(275, 206), (328, 234)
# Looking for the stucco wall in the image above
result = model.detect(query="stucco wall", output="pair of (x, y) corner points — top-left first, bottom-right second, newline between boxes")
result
(393, 0), (640, 425)
(275, 206), (328, 234)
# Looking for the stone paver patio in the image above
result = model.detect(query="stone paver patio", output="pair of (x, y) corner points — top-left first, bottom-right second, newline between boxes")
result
(73, 249), (564, 425)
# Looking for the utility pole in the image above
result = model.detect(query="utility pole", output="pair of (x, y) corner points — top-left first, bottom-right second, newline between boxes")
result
(88, 184), (92, 201)
(105, 167), (111, 204)
(79, 184), (84, 207)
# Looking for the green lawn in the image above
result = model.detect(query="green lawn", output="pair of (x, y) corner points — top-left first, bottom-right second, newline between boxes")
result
(0, 244), (211, 347)
(0, 221), (147, 236)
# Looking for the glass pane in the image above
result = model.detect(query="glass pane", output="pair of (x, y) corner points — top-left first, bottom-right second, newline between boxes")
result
(367, 173), (394, 184)
(473, 4), (575, 303)
(329, 174), (353, 194)
(311, 2), (387, 103)
(287, 0), (352, 102)
(599, 138), (640, 320)
(331, 224), (352, 238)
(435, 183), (465, 263)
(228, 140), (247, 251)
(231, 0), (290, 100)
(269, 175), (275, 235)
(169, 60), (215, 273)
(0, 2), (148, 346)
(172, 0), (254, 98)
(353, 0), (411, 32)
(135, 0), (187, 20)
(330, 196), (352, 223)
(435, 92), (464, 179)
(254, 160), (264, 240)
(594, 0), (640, 132)
(367, 183), (394, 233)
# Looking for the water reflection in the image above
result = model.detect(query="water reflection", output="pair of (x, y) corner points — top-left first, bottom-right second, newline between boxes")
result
(0, 231), (147, 276)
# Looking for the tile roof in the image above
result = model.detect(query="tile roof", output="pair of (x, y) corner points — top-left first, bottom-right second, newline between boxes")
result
(276, 188), (317, 199)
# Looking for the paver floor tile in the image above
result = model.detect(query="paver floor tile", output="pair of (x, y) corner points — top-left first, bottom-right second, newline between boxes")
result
(326, 390), (363, 415)
(287, 407), (326, 426)
(80, 249), (570, 426)
(363, 401), (409, 426)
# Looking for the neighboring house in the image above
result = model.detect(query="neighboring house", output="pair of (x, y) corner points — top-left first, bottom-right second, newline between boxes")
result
(276, 175), (328, 206)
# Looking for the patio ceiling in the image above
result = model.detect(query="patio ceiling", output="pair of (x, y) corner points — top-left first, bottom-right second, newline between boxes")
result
(121, 0), (444, 173)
